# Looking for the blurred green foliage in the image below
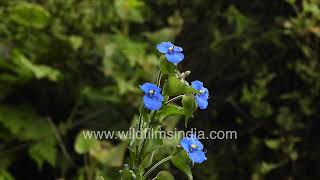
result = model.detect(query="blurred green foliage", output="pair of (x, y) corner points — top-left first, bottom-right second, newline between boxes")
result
(0, 0), (319, 179)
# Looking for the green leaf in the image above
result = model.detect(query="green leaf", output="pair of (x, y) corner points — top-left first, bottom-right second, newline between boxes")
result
(171, 148), (193, 180)
(259, 162), (279, 175)
(182, 94), (197, 127)
(114, 0), (144, 23)
(158, 104), (185, 122)
(0, 105), (58, 168)
(28, 138), (57, 168)
(144, 28), (178, 43)
(69, 36), (83, 50)
(163, 75), (198, 96)
(91, 142), (128, 167)
(120, 168), (137, 180)
(152, 171), (175, 180)
(160, 57), (176, 74)
(9, 2), (50, 29)
(264, 139), (281, 150)
(142, 135), (163, 158)
(139, 103), (149, 123)
(12, 50), (61, 81)
(182, 94), (197, 115)
(0, 170), (14, 180)
(141, 151), (155, 169)
(74, 131), (99, 154)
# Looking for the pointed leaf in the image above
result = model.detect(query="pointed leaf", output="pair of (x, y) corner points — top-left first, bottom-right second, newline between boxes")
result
(163, 75), (198, 96)
(152, 171), (175, 180)
(171, 148), (193, 180)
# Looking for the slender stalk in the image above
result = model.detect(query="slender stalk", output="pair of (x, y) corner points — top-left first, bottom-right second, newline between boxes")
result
(137, 114), (142, 131)
(166, 95), (183, 104)
(47, 118), (75, 166)
(143, 155), (172, 178)
(138, 111), (156, 163)
(156, 70), (162, 86)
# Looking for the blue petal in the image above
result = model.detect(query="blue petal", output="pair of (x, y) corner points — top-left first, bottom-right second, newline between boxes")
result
(191, 80), (203, 91)
(180, 138), (191, 153)
(193, 139), (204, 151)
(154, 93), (164, 101)
(202, 88), (209, 99)
(140, 83), (161, 94)
(165, 52), (184, 64)
(157, 42), (173, 53)
(173, 46), (183, 52)
(188, 151), (207, 164)
(188, 135), (203, 151)
(195, 95), (208, 109)
(143, 95), (163, 110)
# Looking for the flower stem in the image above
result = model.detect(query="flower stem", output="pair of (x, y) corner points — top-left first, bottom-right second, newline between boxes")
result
(156, 70), (162, 86)
(143, 155), (172, 178)
(166, 95), (183, 104)
(138, 111), (156, 163)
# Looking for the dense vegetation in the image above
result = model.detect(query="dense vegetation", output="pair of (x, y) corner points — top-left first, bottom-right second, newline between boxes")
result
(0, 0), (319, 179)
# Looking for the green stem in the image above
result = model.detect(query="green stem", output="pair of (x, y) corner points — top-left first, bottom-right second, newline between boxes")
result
(138, 111), (156, 163)
(143, 155), (172, 178)
(137, 114), (142, 131)
(156, 70), (162, 86)
(166, 95), (183, 104)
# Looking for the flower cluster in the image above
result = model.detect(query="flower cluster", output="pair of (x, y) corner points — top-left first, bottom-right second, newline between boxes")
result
(141, 41), (209, 112)
(138, 41), (210, 165)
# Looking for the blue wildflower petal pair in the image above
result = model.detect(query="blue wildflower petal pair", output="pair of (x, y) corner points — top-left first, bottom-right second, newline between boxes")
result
(191, 80), (209, 110)
(157, 42), (184, 64)
(140, 83), (164, 110)
(180, 134), (207, 164)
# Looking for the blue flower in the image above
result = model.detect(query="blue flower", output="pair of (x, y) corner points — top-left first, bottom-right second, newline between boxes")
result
(191, 80), (209, 110)
(156, 42), (184, 64)
(140, 82), (164, 110)
(180, 134), (207, 164)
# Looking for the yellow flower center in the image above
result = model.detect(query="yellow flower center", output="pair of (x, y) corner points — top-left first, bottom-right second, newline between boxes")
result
(191, 144), (197, 149)
(199, 89), (205, 94)
(168, 46), (174, 51)
(149, 90), (155, 94)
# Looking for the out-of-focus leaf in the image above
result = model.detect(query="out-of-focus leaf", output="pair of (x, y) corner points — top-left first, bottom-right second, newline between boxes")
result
(74, 130), (99, 154)
(28, 138), (57, 168)
(69, 36), (83, 50)
(114, 0), (144, 23)
(264, 139), (281, 150)
(259, 162), (279, 175)
(0, 105), (57, 168)
(0, 170), (14, 180)
(12, 50), (61, 81)
(144, 28), (177, 43)
(9, 2), (50, 29)
(91, 142), (127, 167)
